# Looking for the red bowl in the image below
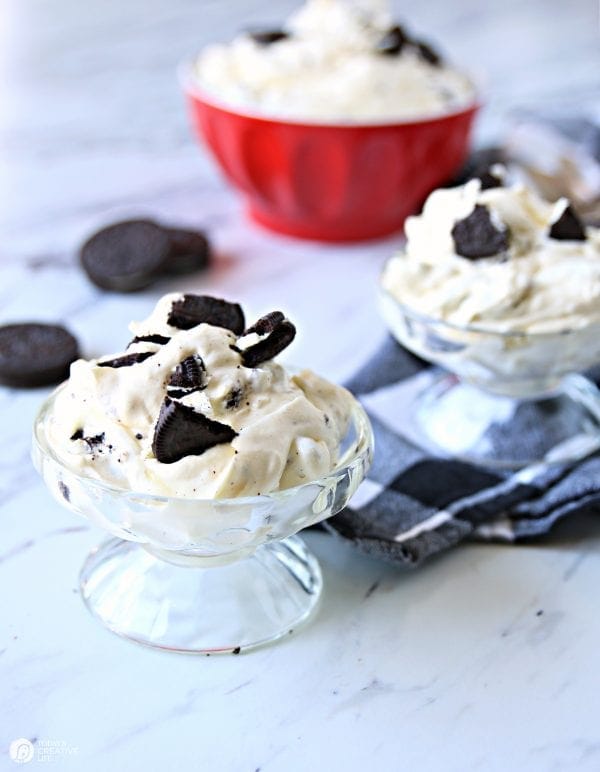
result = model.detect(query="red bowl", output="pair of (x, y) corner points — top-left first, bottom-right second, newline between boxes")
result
(182, 70), (480, 242)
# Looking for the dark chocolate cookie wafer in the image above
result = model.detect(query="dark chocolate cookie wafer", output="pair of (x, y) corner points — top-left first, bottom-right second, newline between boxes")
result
(0, 323), (79, 388)
(152, 398), (237, 464)
(163, 228), (211, 275)
(451, 204), (510, 259)
(80, 219), (171, 292)
(168, 295), (245, 334)
(97, 351), (155, 368)
(375, 25), (409, 55)
(414, 40), (442, 66)
(241, 317), (296, 368)
(246, 28), (289, 45)
(549, 204), (586, 241)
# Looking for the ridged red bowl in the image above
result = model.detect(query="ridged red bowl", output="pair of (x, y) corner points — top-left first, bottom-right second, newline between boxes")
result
(182, 69), (480, 242)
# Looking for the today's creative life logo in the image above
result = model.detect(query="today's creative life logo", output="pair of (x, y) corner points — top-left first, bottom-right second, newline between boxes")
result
(8, 737), (79, 764)
(8, 739), (34, 764)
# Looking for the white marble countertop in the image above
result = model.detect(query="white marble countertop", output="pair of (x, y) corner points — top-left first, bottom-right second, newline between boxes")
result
(2, 1), (600, 770)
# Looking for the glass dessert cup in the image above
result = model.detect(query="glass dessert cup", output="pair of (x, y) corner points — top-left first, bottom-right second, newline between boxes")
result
(32, 387), (373, 654)
(379, 287), (600, 469)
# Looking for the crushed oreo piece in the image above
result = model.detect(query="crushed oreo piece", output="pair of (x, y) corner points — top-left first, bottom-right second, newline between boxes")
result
(80, 219), (172, 292)
(0, 323), (80, 388)
(414, 40), (442, 66)
(225, 386), (244, 410)
(247, 28), (289, 45)
(448, 147), (506, 188)
(163, 228), (211, 275)
(549, 204), (586, 241)
(167, 355), (206, 399)
(152, 398), (237, 464)
(98, 351), (155, 368)
(129, 334), (171, 347)
(70, 430), (105, 450)
(375, 25), (409, 55)
(244, 311), (285, 337)
(241, 319), (296, 368)
(451, 204), (510, 259)
(168, 295), (245, 335)
(477, 170), (503, 190)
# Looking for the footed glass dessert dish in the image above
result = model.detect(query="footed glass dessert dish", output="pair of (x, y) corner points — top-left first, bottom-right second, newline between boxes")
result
(32, 388), (373, 654)
(380, 289), (600, 468)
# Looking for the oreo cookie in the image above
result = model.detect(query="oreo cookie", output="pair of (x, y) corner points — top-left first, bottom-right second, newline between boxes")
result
(98, 351), (155, 368)
(152, 398), (237, 464)
(549, 204), (586, 241)
(128, 334), (171, 347)
(247, 29), (289, 45)
(0, 323), (79, 388)
(414, 40), (442, 66)
(477, 170), (503, 191)
(163, 228), (211, 275)
(80, 220), (172, 292)
(375, 25), (409, 55)
(449, 147), (507, 188)
(167, 355), (206, 399)
(168, 295), (245, 334)
(244, 311), (285, 337)
(241, 316), (296, 368)
(70, 429), (105, 450)
(451, 204), (510, 259)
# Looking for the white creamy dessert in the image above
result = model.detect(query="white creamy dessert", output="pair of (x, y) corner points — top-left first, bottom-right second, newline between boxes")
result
(382, 176), (600, 334)
(46, 294), (354, 498)
(193, 0), (475, 122)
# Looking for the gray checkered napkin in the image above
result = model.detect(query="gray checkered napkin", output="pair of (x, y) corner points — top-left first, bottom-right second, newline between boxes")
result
(323, 337), (600, 567)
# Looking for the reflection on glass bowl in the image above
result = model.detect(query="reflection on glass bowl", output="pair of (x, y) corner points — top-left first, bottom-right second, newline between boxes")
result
(379, 280), (600, 468)
(32, 386), (373, 654)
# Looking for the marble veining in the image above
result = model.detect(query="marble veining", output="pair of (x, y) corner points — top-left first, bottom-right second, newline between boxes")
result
(2, 0), (600, 770)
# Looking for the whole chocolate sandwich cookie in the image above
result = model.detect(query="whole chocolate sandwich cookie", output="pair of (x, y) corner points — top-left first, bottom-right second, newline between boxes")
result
(0, 323), (80, 388)
(80, 220), (212, 292)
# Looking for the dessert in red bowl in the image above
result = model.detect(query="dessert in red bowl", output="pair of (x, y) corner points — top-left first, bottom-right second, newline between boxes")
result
(181, 0), (480, 242)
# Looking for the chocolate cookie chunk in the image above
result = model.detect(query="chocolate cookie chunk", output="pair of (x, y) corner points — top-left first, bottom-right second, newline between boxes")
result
(168, 295), (245, 334)
(152, 398), (237, 464)
(167, 355), (206, 399)
(477, 170), (503, 191)
(451, 204), (510, 259)
(80, 220), (172, 292)
(241, 318), (296, 368)
(128, 334), (171, 347)
(549, 204), (586, 241)
(163, 228), (211, 275)
(70, 429), (105, 450)
(97, 351), (155, 368)
(449, 147), (506, 188)
(0, 323), (79, 388)
(244, 311), (285, 337)
(375, 25), (409, 55)
(414, 40), (442, 66)
(247, 28), (289, 45)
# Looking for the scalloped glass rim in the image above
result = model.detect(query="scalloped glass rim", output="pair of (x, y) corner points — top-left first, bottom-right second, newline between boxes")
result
(32, 382), (374, 506)
(178, 60), (483, 129)
(379, 257), (600, 341)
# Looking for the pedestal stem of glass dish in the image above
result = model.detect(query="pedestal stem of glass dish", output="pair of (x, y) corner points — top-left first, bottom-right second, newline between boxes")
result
(411, 372), (600, 469)
(79, 535), (323, 654)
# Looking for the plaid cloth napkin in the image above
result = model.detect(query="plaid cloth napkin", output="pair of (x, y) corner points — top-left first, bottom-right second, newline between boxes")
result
(324, 337), (600, 567)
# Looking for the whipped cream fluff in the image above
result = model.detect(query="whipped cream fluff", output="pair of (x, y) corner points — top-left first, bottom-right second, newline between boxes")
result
(194, 0), (475, 122)
(46, 294), (353, 499)
(382, 178), (600, 333)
